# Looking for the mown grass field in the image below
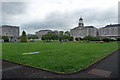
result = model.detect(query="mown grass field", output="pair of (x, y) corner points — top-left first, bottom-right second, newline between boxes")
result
(2, 41), (118, 73)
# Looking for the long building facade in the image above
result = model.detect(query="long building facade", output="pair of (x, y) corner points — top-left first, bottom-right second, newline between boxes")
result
(70, 17), (120, 40)
(99, 24), (120, 39)
(0, 25), (19, 41)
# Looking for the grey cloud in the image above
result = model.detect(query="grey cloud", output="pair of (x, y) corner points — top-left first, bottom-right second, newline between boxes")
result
(0, 3), (2, 26)
(1, 2), (117, 34)
(118, 1), (120, 23)
(2, 2), (27, 25)
(72, 8), (117, 28)
(21, 7), (117, 34)
(2, 2), (26, 15)
(21, 12), (76, 34)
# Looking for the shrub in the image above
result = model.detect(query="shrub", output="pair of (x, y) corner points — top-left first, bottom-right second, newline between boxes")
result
(64, 39), (68, 42)
(86, 40), (90, 42)
(83, 40), (86, 43)
(100, 41), (104, 43)
(73, 41), (77, 43)
(83, 35), (100, 41)
(2, 36), (9, 42)
(102, 38), (110, 42)
(69, 37), (74, 41)
(117, 38), (120, 41)
(75, 37), (79, 41)
(96, 41), (98, 43)
(20, 31), (27, 43)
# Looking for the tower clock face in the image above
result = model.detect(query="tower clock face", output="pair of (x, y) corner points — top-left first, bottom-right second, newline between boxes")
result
(79, 20), (83, 23)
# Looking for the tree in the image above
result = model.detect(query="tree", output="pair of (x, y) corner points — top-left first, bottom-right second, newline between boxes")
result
(59, 35), (71, 42)
(2, 36), (9, 42)
(59, 31), (64, 36)
(64, 31), (70, 36)
(20, 31), (27, 43)
(41, 33), (58, 42)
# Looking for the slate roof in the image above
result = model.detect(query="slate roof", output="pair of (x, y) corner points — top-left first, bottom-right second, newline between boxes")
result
(105, 24), (120, 27)
(84, 26), (95, 28)
(2, 25), (19, 28)
(37, 30), (52, 32)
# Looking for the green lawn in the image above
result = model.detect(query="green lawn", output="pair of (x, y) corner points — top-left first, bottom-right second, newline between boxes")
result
(2, 41), (118, 73)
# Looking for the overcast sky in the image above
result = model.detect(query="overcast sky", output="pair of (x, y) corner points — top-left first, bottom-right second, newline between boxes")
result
(1, 0), (119, 34)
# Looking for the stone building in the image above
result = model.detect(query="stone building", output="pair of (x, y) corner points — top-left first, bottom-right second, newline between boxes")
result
(27, 34), (37, 37)
(99, 24), (120, 39)
(36, 30), (58, 38)
(0, 25), (19, 41)
(70, 17), (98, 39)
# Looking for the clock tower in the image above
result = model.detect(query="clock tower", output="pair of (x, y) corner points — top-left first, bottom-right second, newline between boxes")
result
(78, 17), (84, 28)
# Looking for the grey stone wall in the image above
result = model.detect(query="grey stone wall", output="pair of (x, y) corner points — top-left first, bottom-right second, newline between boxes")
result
(1, 25), (19, 41)
(70, 24), (120, 40)
(99, 26), (120, 39)
(36, 30), (52, 38)
(70, 26), (98, 38)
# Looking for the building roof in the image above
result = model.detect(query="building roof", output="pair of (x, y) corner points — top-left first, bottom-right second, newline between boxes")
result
(37, 30), (52, 32)
(84, 26), (95, 28)
(71, 26), (96, 30)
(72, 26), (79, 30)
(79, 17), (83, 20)
(105, 24), (120, 27)
(2, 25), (19, 28)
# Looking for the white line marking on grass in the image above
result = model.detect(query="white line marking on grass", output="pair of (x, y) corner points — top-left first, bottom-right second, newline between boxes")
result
(22, 52), (39, 55)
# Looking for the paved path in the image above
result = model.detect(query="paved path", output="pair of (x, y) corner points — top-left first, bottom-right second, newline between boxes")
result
(1, 50), (119, 79)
